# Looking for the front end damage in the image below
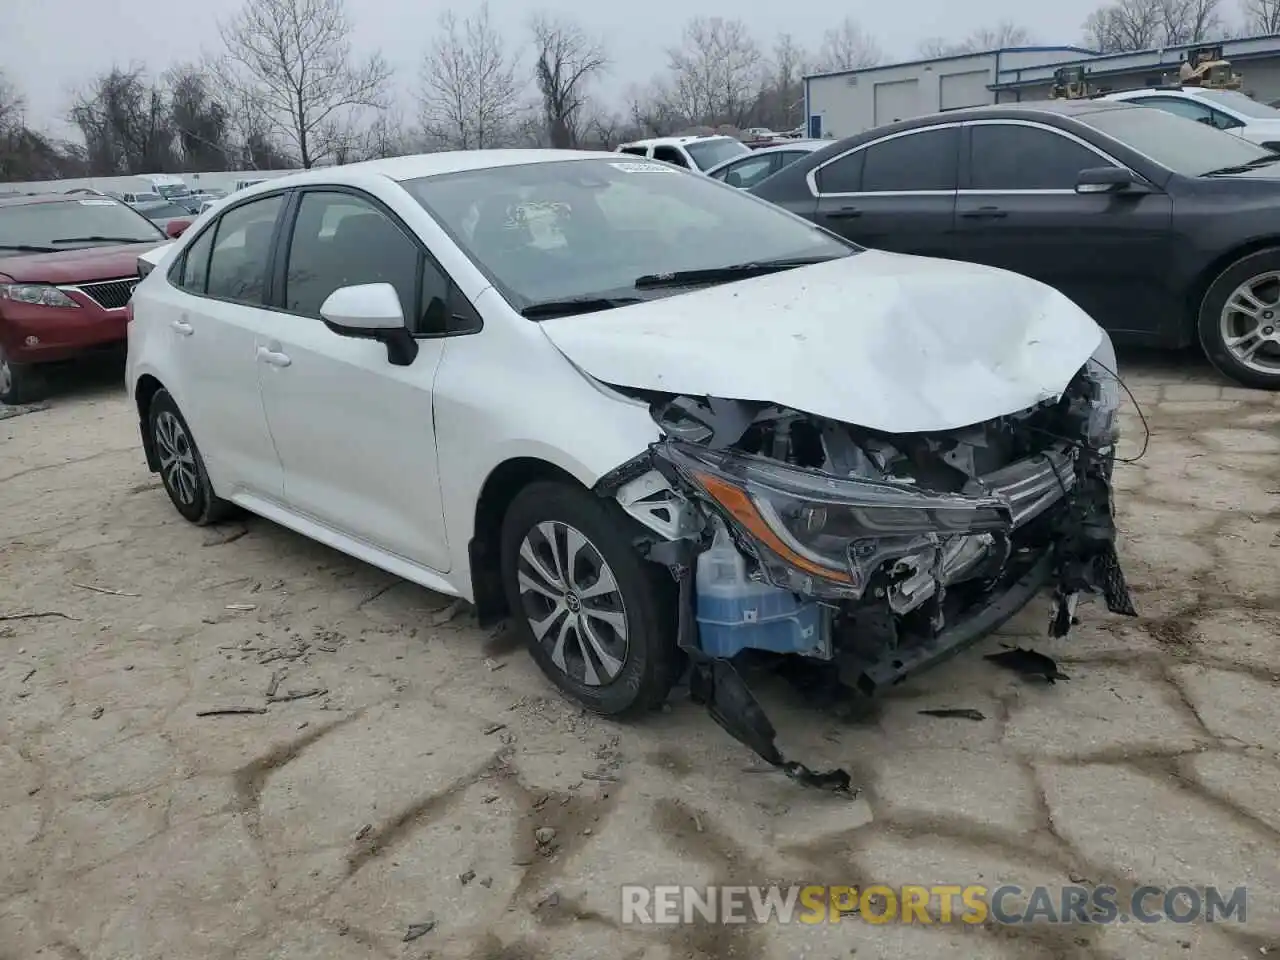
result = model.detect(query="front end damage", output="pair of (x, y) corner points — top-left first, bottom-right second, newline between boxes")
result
(595, 354), (1136, 790)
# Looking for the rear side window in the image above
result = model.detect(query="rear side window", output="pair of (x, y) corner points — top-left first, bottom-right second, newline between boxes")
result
(652, 146), (690, 168)
(205, 194), (284, 304)
(179, 227), (215, 293)
(816, 150), (865, 193)
(618, 146), (648, 157)
(860, 128), (958, 192)
(969, 124), (1112, 190)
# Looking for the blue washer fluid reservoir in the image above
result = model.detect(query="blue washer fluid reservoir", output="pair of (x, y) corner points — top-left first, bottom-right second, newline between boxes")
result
(694, 522), (825, 659)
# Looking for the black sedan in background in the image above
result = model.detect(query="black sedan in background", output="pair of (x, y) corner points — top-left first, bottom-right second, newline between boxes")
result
(751, 100), (1280, 389)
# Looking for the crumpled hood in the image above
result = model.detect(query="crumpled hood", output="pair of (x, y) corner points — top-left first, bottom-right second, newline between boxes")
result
(538, 250), (1103, 434)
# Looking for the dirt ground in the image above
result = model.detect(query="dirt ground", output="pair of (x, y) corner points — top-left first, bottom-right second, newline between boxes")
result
(1, 353), (1278, 960)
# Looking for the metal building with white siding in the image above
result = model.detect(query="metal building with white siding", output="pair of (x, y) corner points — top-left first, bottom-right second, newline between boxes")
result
(804, 34), (1280, 141)
(804, 46), (1094, 139)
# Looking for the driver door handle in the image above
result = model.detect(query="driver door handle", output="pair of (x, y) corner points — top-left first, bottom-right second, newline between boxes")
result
(256, 346), (292, 368)
(171, 319), (194, 336)
(826, 206), (862, 219)
(961, 206), (1008, 219)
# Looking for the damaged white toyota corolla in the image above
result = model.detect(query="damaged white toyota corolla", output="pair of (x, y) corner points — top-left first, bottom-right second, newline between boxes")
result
(127, 151), (1135, 785)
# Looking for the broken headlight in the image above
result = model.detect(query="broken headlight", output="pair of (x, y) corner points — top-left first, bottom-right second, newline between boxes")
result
(1083, 331), (1122, 450)
(658, 443), (1013, 598)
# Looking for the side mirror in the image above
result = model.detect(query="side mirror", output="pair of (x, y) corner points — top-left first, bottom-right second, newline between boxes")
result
(319, 282), (419, 367)
(165, 218), (192, 239)
(1075, 166), (1142, 194)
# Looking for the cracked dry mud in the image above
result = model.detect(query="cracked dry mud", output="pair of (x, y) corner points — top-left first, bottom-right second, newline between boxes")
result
(1, 356), (1278, 960)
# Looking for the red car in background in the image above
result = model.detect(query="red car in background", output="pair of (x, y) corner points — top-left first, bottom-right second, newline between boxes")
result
(0, 193), (170, 404)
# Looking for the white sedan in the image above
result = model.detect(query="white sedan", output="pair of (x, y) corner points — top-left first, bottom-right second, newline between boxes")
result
(126, 151), (1132, 767)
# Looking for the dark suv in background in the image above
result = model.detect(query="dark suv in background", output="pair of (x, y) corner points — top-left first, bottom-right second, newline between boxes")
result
(0, 193), (166, 404)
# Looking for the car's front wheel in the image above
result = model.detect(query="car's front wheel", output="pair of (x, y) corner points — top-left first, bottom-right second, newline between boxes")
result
(1199, 249), (1280, 390)
(499, 480), (680, 717)
(0, 345), (46, 406)
(146, 388), (234, 525)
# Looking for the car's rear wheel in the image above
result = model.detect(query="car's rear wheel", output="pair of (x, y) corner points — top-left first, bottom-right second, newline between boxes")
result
(0, 345), (46, 406)
(499, 480), (680, 717)
(1199, 249), (1280, 390)
(146, 389), (234, 525)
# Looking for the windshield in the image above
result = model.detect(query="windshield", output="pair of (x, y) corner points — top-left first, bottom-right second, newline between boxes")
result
(0, 198), (163, 248)
(1079, 105), (1275, 176)
(1195, 88), (1280, 119)
(685, 138), (751, 171)
(154, 184), (191, 199)
(403, 158), (855, 310)
(136, 202), (195, 220)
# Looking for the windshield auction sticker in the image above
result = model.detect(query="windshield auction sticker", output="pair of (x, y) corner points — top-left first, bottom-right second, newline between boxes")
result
(609, 161), (678, 173)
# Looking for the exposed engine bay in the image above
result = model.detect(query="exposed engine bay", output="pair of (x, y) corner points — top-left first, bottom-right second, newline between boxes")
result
(594, 357), (1137, 790)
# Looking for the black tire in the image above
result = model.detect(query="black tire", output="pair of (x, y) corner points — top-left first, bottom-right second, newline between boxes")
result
(0, 344), (46, 406)
(1198, 248), (1280, 390)
(145, 389), (234, 525)
(499, 480), (680, 717)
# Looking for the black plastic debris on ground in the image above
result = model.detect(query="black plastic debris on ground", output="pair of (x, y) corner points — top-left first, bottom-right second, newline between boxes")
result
(984, 647), (1069, 683)
(918, 708), (987, 721)
(0, 401), (51, 421)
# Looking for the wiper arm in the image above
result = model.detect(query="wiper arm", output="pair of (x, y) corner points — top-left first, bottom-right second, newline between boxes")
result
(0, 243), (59, 253)
(520, 296), (644, 320)
(49, 235), (157, 244)
(634, 256), (837, 289)
(1200, 154), (1280, 176)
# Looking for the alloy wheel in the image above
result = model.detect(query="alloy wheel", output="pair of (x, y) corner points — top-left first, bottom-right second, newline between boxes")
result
(1219, 271), (1280, 376)
(516, 520), (630, 687)
(154, 410), (199, 507)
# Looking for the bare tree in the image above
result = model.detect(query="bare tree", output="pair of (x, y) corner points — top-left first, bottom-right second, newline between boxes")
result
(1084, 0), (1224, 50)
(665, 17), (762, 127)
(1159, 0), (1226, 43)
(70, 67), (177, 175)
(419, 4), (522, 149)
(919, 21), (1033, 57)
(167, 65), (231, 171)
(752, 33), (809, 131)
(1241, 0), (1280, 33)
(815, 17), (882, 72)
(531, 14), (607, 148)
(215, 0), (391, 168)
(626, 81), (683, 136)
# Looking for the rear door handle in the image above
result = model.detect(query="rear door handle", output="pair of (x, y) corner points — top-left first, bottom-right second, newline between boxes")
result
(171, 319), (193, 336)
(256, 346), (292, 368)
(961, 206), (1007, 219)
(825, 206), (862, 219)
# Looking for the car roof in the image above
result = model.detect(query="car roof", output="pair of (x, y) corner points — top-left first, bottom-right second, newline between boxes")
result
(617, 135), (738, 149)
(0, 192), (105, 209)
(703, 140), (827, 174)
(232, 150), (663, 196)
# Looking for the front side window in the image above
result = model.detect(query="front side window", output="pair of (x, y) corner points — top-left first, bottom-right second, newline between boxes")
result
(403, 157), (856, 312)
(1080, 104), (1274, 176)
(685, 137), (751, 171)
(969, 124), (1113, 190)
(860, 128), (959, 192)
(0, 198), (163, 251)
(205, 194), (284, 304)
(283, 192), (419, 322)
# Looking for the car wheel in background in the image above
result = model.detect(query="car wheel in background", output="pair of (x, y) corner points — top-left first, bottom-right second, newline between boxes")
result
(146, 388), (234, 525)
(1199, 248), (1280, 390)
(0, 345), (46, 405)
(499, 480), (681, 717)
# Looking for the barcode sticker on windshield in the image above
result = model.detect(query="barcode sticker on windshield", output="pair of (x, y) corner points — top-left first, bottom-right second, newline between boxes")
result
(610, 161), (677, 174)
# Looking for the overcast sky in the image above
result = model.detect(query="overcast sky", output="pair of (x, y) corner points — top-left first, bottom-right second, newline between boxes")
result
(10, 0), (1099, 138)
